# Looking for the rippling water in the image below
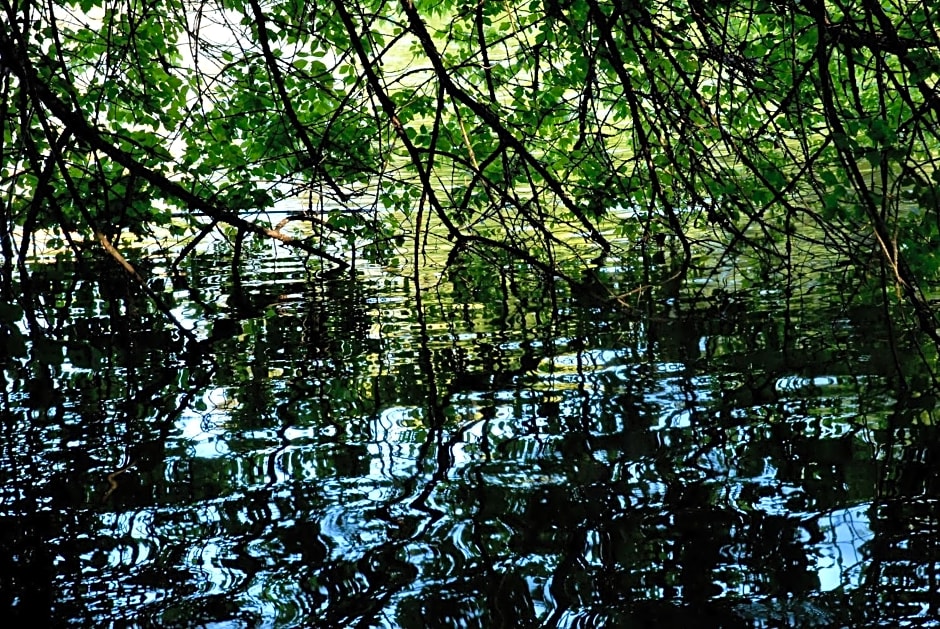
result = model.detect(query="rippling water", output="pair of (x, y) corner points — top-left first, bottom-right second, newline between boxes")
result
(2, 238), (940, 626)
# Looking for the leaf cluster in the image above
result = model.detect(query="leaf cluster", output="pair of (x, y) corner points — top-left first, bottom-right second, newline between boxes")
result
(2, 0), (940, 333)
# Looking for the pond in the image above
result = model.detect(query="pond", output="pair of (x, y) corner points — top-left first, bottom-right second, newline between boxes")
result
(2, 229), (940, 627)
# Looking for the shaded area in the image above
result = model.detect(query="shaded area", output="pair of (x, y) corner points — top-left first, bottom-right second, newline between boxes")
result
(1, 241), (940, 627)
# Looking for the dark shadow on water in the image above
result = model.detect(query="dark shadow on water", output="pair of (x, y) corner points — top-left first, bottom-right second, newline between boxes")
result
(2, 248), (940, 626)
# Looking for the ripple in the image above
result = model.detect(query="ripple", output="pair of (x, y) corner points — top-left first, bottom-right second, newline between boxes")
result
(319, 502), (395, 560)
(186, 538), (251, 595)
(804, 503), (872, 593)
(774, 373), (877, 397)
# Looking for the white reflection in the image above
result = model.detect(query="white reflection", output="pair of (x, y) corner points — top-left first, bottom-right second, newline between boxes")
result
(807, 503), (872, 592)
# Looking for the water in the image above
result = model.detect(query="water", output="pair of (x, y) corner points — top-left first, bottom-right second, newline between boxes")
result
(2, 237), (940, 627)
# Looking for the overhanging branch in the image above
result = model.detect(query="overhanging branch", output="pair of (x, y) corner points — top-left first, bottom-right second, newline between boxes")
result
(0, 27), (349, 269)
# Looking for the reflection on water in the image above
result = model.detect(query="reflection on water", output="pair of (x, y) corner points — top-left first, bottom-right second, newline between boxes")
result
(2, 240), (940, 626)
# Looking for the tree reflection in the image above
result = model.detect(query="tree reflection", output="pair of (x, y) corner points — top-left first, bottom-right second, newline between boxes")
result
(3, 242), (940, 625)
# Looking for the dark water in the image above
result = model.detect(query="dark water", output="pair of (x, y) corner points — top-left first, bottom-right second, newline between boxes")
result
(2, 237), (940, 627)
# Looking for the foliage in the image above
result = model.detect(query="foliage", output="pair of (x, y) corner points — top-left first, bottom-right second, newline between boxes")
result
(2, 0), (940, 331)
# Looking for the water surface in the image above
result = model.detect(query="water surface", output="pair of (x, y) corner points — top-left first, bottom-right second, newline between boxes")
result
(2, 237), (940, 627)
